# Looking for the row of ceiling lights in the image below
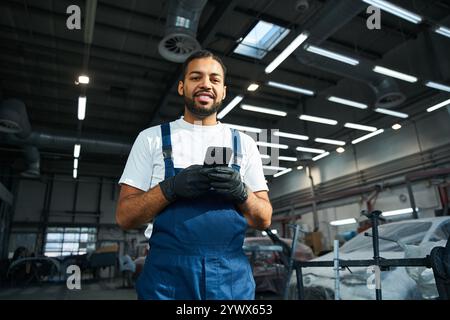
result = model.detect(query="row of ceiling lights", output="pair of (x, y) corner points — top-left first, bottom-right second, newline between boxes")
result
(72, 75), (90, 179)
(219, 0), (450, 179)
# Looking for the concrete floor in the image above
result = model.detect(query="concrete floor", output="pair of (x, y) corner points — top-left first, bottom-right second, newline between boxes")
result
(0, 278), (137, 300)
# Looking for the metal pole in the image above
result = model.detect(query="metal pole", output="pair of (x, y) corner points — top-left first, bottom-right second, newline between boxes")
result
(370, 210), (382, 300)
(283, 224), (300, 300)
(333, 239), (340, 300)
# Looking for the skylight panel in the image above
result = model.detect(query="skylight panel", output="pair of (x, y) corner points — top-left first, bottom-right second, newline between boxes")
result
(234, 21), (290, 59)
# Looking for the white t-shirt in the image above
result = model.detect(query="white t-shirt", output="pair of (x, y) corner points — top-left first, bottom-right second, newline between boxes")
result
(119, 117), (268, 194)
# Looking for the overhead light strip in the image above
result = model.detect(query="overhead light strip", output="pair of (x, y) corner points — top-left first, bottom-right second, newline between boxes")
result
(328, 96), (368, 109)
(78, 96), (87, 120)
(344, 123), (377, 132)
(306, 45), (360, 66)
(278, 156), (297, 162)
(427, 98), (450, 113)
(352, 129), (384, 144)
(362, 0), (422, 24)
(267, 81), (315, 96)
(299, 114), (338, 125)
(296, 146), (325, 154)
(274, 131), (309, 141)
(273, 168), (293, 178)
(263, 165), (287, 171)
(241, 104), (287, 117)
(381, 207), (418, 217)
(374, 108), (409, 118)
(425, 81), (450, 93)
(330, 218), (357, 226)
(312, 151), (330, 162)
(435, 26), (450, 39)
(265, 32), (309, 74)
(217, 95), (244, 119)
(314, 138), (346, 146)
(373, 65), (418, 83)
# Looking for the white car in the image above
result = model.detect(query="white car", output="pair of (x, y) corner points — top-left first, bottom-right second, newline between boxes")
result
(288, 217), (450, 300)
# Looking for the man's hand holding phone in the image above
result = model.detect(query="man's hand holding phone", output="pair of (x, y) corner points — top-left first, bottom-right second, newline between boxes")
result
(201, 146), (248, 204)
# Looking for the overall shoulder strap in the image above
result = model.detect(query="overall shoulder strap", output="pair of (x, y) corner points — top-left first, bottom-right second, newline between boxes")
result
(230, 128), (242, 172)
(160, 123), (175, 178)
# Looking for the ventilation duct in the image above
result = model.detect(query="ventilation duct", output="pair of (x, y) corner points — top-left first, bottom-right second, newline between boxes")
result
(0, 99), (40, 178)
(0, 99), (31, 138)
(295, 0), (405, 109)
(158, 0), (208, 63)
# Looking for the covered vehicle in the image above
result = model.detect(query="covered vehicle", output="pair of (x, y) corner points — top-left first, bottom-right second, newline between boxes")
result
(288, 217), (450, 300)
(244, 236), (315, 296)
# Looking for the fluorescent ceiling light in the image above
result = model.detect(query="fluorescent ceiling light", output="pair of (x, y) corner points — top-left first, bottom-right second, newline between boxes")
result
(392, 123), (402, 130)
(336, 147), (345, 153)
(312, 151), (330, 161)
(306, 45), (359, 66)
(381, 207), (418, 217)
(435, 26), (450, 39)
(217, 95), (244, 119)
(78, 75), (90, 84)
(278, 156), (297, 162)
(352, 129), (384, 144)
(296, 146), (325, 154)
(374, 108), (409, 119)
(263, 165), (287, 171)
(234, 21), (290, 59)
(328, 96), (368, 109)
(330, 218), (357, 226)
(297, 166), (304, 170)
(299, 114), (338, 125)
(314, 138), (346, 146)
(74, 144), (81, 158)
(247, 83), (259, 92)
(225, 123), (262, 133)
(257, 141), (289, 149)
(344, 123), (377, 132)
(274, 168), (292, 178)
(241, 104), (287, 117)
(267, 81), (315, 96)
(73, 169), (78, 179)
(274, 131), (309, 141)
(427, 98), (450, 113)
(362, 0), (422, 24)
(425, 81), (450, 93)
(265, 32), (309, 74)
(78, 96), (86, 120)
(373, 66), (418, 83)
(73, 158), (78, 169)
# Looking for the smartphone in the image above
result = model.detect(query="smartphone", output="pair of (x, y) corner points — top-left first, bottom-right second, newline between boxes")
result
(203, 146), (233, 168)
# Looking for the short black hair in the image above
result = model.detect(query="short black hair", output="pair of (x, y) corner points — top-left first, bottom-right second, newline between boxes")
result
(182, 50), (227, 81)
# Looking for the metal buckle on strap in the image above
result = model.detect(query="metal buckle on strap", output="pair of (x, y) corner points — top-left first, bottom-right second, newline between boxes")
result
(162, 148), (172, 159)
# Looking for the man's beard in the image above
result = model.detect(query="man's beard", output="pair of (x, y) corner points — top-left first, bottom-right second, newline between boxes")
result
(184, 95), (222, 119)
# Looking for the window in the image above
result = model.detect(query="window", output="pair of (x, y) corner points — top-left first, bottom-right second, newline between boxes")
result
(234, 21), (290, 59)
(44, 227), (97, 257)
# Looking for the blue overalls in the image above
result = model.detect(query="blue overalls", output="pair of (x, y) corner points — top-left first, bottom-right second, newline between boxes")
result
(136, 123), (255, 300)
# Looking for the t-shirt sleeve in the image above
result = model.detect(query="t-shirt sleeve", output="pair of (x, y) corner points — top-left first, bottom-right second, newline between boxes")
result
(118, 131), (153, 191)
(242, 135), (269, 192)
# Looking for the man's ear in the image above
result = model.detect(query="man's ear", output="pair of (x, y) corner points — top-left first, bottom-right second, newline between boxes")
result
(177, 80), (184, 96)
(222, 85), (227, 100)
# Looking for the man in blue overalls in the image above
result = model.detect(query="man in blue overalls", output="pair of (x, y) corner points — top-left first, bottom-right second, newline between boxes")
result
(116, 50), (272, 300)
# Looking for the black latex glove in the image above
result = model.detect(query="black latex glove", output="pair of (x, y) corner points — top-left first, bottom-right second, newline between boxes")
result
(202, 166), (248, 204)
(159, 165), (210, 202)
